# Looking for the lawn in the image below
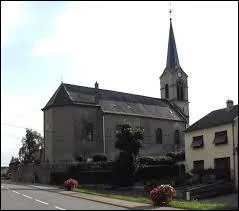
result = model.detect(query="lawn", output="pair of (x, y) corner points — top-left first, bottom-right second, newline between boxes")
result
(75, 187), (233, 210)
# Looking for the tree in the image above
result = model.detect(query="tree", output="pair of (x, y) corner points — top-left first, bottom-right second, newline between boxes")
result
(18, 128), (43, 163)
(115, 124), (144, 156)
(113, 124), (144, 187)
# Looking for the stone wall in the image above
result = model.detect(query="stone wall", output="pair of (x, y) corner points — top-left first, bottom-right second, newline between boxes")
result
(11, 163), (70, 185)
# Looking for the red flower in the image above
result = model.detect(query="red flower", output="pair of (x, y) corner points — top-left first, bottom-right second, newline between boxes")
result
(149, 184), (176, 206)
(64, 178), (79, 189)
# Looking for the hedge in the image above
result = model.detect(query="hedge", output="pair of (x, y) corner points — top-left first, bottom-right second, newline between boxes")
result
(135, 164), (180, 183)
(166, 151), (185, 162)
(137, 156), (173, 165)
(92, 154), (107, 162)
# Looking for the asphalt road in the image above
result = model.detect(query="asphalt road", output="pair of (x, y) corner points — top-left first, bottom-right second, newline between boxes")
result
(1, 181), (127, 210)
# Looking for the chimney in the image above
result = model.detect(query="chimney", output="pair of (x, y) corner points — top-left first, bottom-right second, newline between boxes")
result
(226, 99), (233, 109)
(95, 81), (99, 104)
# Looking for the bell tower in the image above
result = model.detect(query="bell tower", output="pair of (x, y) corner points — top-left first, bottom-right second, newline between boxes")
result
(160, 13), (189, 124)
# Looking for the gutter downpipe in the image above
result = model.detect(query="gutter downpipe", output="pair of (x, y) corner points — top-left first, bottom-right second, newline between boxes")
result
(103, 113), (106, 154)
(232, 122), (236, 190)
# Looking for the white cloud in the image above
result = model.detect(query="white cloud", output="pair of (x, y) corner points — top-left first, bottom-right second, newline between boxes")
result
(1, 1), (29, 45)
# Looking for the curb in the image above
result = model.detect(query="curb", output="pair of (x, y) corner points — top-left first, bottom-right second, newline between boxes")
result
(26, 184), (135, 209)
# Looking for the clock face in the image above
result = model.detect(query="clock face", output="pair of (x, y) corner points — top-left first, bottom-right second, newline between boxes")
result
(177, 72), (182, 78)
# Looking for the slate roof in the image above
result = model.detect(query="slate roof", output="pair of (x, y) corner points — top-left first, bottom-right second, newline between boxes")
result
(42, 83), (186, 122)
(166, 20), (180, 70)
(185, 105), (238, 133)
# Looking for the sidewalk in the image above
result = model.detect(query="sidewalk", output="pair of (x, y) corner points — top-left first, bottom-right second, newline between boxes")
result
(26, 183), (183, 210)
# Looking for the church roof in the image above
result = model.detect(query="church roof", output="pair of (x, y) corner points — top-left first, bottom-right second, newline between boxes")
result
(42, 83), (186, 122)
(166, 20), (180, 70)
(184, 105), (238, 133)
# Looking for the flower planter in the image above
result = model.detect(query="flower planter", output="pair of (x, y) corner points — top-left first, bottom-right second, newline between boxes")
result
(64, 178), (78, 191)
(67, 185), (75, 191)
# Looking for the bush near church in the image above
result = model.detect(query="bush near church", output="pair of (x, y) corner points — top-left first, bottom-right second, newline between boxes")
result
(92, 154), (107, 162)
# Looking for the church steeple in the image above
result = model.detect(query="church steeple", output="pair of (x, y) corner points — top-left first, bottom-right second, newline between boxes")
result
(166, 19), (180, 70)
(160, 9), (189, 124)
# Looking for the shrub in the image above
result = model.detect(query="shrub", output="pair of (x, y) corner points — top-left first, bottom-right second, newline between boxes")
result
(137, 156), (173, 165)
(166, 151), (185, 162)
(64, 178), (79, 190)
(76, 155), (85, 162)
(135, 164), (179, 183)
(150, 184), (176, 206)
(92, 154), (107, 162)
(172, 173), (192, 187)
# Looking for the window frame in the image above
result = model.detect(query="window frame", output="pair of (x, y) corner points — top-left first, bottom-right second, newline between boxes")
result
(156, 128), (163, 144)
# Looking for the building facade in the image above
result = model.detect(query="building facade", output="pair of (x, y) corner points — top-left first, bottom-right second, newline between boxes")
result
(42, 19), (189, 163)
(185, 100), (238, 190)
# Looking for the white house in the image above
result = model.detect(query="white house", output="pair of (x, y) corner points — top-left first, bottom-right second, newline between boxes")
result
(184, 100), (238, 190)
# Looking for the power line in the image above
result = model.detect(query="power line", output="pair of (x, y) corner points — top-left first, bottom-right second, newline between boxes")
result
(1, 122), (43, 132)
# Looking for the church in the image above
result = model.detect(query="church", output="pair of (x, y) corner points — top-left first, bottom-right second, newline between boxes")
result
(42, 18), (189, 163)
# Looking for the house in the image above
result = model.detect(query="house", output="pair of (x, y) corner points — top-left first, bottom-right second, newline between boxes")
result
(42, 19), (190, 163)
(184, 100), (238, 190)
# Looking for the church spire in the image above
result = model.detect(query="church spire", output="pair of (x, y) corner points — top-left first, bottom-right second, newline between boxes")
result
(166, 15), (180, 70)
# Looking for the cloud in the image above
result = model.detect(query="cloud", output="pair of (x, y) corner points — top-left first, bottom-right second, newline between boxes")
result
(1, 1), (29, 45)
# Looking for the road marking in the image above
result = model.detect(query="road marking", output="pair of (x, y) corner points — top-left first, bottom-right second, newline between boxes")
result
(22, 194), (32, 199)
(35, 199), (48, 205)
(54, 206), (66, 210)
(12, 190), (20, 195)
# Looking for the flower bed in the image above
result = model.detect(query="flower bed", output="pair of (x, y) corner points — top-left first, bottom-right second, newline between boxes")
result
(64, 178), (79, 191)
(150, 184), (176, 206)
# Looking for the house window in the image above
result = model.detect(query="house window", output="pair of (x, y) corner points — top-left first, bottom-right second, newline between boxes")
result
(177, 80), (184, 101)
(165, 84), (169, 99)
(193, 160), (204, 171)
(191, 135), (204, 148)
(174, 130), (180, 145)
(156, 128), (162, 144)
(213, 130), (228, 145)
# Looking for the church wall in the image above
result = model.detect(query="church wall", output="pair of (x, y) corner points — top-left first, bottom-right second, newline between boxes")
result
(44, 108), (53, 163)
(51, 106), (75, 163)
(73, 106), (104, 159)
(103, 113), (186, 160)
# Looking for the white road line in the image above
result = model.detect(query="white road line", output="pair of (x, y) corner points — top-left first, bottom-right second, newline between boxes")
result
(22, 194), (32, 199)
(54, 206), (66, 210)
(12, 190), (20, 195)
(35, 199), (48, 205)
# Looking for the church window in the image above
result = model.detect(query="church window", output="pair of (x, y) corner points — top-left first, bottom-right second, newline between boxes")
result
(165, 84), (169, 99)
(85, 123), (94, 142)
(156, 128), (163, 144)
(177, 81), (184, 101)
(174, 130), (180, 145)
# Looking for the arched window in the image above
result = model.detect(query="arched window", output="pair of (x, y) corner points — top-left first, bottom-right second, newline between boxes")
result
(156, 128), (163, 144)
(85, 123), (94, 142)
(174, 130), (180, 145)
(177, 81), (184, 101)
(165, 84), (169, 99)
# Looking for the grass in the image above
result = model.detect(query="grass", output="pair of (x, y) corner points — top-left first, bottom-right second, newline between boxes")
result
(74, 187), (233, 210)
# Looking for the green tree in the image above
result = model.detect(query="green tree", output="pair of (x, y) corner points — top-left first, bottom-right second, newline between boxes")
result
(18, 128), (43, 163)
(115, 124), (144, 156)
(113, 124), (144, 187)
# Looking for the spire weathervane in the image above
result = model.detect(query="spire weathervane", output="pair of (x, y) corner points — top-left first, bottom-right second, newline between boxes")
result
(169, 1), (172, 21)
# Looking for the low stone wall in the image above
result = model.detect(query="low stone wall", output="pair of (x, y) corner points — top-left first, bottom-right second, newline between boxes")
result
(11, 163), (70, 185)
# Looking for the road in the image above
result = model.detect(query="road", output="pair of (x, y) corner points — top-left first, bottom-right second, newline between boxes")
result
(1, 181), (127, 210)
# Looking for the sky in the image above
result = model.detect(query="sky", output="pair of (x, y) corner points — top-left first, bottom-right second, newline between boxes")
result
(1, 1), (238, 166)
